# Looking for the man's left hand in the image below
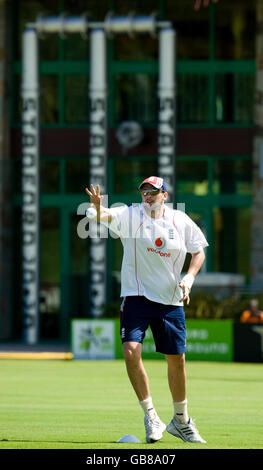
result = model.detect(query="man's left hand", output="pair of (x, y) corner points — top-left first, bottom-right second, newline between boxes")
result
(179, 281), (191, 305)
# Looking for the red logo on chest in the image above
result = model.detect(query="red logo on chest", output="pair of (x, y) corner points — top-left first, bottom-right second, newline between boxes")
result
(155, 237), (165, 248)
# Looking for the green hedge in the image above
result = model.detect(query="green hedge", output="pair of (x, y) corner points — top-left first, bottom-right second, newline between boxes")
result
(184, 293), (263, 320)
(102, 293), (263, 320)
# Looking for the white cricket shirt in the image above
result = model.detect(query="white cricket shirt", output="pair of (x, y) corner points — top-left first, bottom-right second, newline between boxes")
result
(104, 203), (208, 306)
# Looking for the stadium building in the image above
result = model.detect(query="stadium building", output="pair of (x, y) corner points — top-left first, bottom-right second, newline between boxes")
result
(0, 0), (262, 343)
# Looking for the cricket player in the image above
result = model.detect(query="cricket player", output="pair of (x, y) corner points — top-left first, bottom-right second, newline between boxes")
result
(85, 177), (208, 444)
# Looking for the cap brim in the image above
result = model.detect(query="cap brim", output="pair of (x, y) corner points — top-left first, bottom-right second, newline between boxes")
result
(138, 182), (158, 190)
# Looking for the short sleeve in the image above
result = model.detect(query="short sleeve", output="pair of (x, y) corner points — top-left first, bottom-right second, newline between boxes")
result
(184, 213), (209, 253)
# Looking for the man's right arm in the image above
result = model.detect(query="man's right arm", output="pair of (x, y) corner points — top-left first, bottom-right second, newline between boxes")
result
(93, 204), (112, 223)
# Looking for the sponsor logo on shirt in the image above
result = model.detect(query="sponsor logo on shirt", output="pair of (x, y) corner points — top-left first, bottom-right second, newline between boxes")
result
(154, 237), (165, 249)
(146, 237), (170, 257)
(147, 247), (171, 257)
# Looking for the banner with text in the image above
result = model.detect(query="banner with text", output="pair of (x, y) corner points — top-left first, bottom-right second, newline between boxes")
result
(72, 319), (233, 361)
(185, 319), (233, 361)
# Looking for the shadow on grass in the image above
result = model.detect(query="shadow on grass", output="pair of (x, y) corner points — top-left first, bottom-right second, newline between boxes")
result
(0, 438), (119, 445)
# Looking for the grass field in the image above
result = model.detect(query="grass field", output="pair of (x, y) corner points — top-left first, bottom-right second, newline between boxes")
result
(0, 359), (262, 450)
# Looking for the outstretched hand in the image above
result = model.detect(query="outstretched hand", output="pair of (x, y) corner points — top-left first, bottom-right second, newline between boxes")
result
(193, 0), (219, 10)
(85, 184), (104, 207)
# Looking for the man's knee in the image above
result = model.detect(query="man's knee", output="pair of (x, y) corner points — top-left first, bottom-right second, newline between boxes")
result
(166, 353), (185, 368)
(123, 341), (142, 363)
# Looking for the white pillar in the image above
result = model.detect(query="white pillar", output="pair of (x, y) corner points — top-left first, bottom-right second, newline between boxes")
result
(89, 29), (108, 317)
(158, 28), (176, 206)
(21, 28), (40, 344)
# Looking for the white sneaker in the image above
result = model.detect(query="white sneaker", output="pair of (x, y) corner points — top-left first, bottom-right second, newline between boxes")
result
(166, 417), (206, 443)
(144, 414), (166, 443)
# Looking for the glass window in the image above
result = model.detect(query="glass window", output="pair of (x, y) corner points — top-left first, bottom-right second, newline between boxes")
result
(13, 159), (61, 194)
(215, 0), (256, 59)
(68, 212), (90, 318)
(40, 207), (60, 338)
(63, 36), (89, 61)
(213, 159), (252, 195)
(233, 74), (255, 123)
(66, 160), (89, 192)
(165, 0), (210, 59)
(39, 35), (60, 62)
(178, 74), (210, 124)
(215, 74), (254, 124)
(112, 158), (157, 193)
(40, 161), (60, 193)
(111, 238), (123, 300)
(40, 75), (59, 124)
(115, 74), (157, 124)
(114, 35), (158, 61)
(177, 160), (208, 195)
(213, 207), (251, 277)
(183, 211), (208, 272)
(40, 208), (60, 284)
(64, 75), (89, 123)
(71, 213), (90, 275)
(236, 207), (252, 277)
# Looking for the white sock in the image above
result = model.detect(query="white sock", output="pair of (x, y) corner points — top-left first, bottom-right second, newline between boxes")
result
(173, 399), (189, 424)
(139, 397), (157, 419)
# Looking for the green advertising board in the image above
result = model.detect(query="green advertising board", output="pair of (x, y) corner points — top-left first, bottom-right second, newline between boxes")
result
(185, 319), (233, 362)
(72, 319), (233, 362)
(115, 319), (233, 362)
